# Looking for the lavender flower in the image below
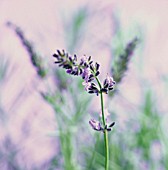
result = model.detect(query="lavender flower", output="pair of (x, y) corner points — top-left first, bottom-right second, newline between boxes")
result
(104, 75), (115, 87)
(111, 37), (139, 84)
(98, 109), (115, 132)
(53, 50), (108, 96)
(105, 122), (115, 132)
(82, 81), (92, 91)
(7, 22), (48, 78)
(101, 75), (116, 94)
(89, 118), (115, 132)
(82, 68), (92, 81)
(53, 49), (116, 169)
(80, 55), (93, 67)
(89, 119), (103, 131)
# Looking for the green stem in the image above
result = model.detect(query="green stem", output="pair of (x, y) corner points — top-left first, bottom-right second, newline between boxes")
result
(101, 92), (109, 170)
(95, 77), (109, 170)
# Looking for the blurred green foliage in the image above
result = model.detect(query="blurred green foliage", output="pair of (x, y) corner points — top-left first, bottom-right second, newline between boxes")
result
(0, 59), (9, 83)
(63, 7), (88, 53)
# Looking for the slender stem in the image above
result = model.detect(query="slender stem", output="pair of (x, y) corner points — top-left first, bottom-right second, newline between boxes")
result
(95, 77), (109, 170)
(100, 92), (109, 170)
(100, 92), (106, 126)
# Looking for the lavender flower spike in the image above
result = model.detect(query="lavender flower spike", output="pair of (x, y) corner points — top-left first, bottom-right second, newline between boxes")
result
(89, 119), (103, 131)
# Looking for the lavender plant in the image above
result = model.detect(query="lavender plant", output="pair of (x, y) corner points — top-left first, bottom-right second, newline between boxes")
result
(108, 37), (139, 98)
(7, 22), (48, 78)
(53, 50), (116, 170)
(111, 37), (139, 84)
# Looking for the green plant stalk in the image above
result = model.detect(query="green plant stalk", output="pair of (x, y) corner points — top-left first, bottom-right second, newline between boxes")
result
(101, 92), (109, 170)
(95, 77), (109, 170)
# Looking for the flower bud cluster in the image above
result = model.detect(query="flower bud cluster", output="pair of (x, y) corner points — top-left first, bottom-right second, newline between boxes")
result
(89, 119), (115, 132)
(53, 50), (78, 74)
(101, 75), (116, 94)
(53, 50), (115, 96)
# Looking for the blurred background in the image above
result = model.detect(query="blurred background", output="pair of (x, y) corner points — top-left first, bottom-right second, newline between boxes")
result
(0, 0), (168, 169)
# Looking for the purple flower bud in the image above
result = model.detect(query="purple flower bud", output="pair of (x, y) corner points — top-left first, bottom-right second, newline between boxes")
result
(74, 54), (77, 61)
(95, 71), (100, 76)
(69, 56), (73, 62)
(79, 68), (83, 75)
(101, 88), (108, 94)
(89, 119), (102, 131)
(66, 69), (72, 74)
(57, 49), (65, 57)
(53, 54), (59, 59)
(89, 61), (93, 65)
(90, 64), (94, 72)
(81, 55), (88, 63)
(95, 62), (100, 71)
(102, 75), (115, 93)
(105, 75), (115, 87)
(82, 68), (91, 81)
(54, 61), (61, 64)
(107, 128), (112, 131)
(82, 81), (92, 91)
(57, 50), (62, 56)
(109, 122), (115, 127)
